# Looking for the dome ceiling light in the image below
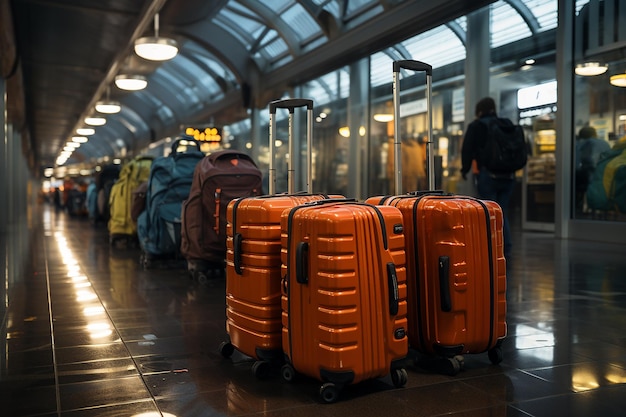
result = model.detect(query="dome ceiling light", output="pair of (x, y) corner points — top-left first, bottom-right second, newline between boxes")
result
(85, 116), (107, 126)
(76, 128), (95, 136)
(115, 74), (148, 91)
(95, 101), (121, 114)
(95, 86), (121, 114)
(134, 13), (179, 61)
(610, 73), (626, 87)
(575, 62), (608, 76)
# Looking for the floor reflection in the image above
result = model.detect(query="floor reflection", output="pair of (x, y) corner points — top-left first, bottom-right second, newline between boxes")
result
(2, 205), (626, 416)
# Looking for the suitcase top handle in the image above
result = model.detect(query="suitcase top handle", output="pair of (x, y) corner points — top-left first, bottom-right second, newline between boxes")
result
(269, 98), (313, 114)
(393, 60), (432, 75)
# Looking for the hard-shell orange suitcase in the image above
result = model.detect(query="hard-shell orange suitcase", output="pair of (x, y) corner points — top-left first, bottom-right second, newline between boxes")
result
(369, 192), (507, 373)
(220, 99), (343, 378)
(279, 200), (409, 403)
(366, 60), (507, 374)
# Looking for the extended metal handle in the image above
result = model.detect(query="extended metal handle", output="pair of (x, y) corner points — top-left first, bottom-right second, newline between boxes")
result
(268, 99), (313, 195)
(393, 60), (434, 193)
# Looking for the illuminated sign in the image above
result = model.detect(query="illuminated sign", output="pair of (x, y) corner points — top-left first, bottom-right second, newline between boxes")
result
(517, 81), (557, 109)
(185, 127), (222, 142)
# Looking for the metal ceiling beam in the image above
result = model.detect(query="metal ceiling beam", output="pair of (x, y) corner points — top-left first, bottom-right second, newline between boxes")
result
(259, 0), (495, 102)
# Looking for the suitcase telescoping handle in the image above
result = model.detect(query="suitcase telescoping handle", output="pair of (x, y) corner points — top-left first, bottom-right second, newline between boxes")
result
(268, 98), (314, 195)
(392, 60), (434, 193)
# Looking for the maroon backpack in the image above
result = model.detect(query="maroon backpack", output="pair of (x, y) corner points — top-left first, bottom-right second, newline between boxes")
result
(181, 150), (263, 268)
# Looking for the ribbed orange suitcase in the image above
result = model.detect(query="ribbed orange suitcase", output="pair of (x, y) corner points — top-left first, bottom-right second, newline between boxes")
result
(366, 60), (507, 374)
(368, 192), (507, 374)
(220, 99), (343, 378)
(221, 193), (340, 375)
(279, 200), (409, 403)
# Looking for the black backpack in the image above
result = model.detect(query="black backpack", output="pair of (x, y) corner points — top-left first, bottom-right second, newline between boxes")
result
(479, 117), (528, 172)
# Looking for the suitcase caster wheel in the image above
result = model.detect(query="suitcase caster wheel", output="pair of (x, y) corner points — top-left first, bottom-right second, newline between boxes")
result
(281, 363), (295, 382)
(319, 382), (339, 404)
(488, 347), (503, 364)
(219, 341), (234, 358)
(444, 357), (462, 376)
(195, 271), (208, 285)
(391, 368), (408, 388)
(252, 360), (271, 379)
(453, 355), (465, 370)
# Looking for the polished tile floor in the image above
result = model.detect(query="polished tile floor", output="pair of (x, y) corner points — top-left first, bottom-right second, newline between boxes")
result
(2, 204), (626, 416)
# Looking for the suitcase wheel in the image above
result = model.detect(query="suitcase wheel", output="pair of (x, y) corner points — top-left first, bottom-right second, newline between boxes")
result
(444, 357), (462, 376)
(453, 355), (465, 370)
(194, 270), (209, 284)
(219, 341), (234, 358)
(319, 382), (340, 404)
(391, 368), (408, 388)
(487, 347), (503, 365)
(280, 363), (295, 382)
(252, 360), (271, 380)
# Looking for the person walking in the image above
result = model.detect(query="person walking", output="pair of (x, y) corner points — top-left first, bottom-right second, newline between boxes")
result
(460, 97), (522, 258)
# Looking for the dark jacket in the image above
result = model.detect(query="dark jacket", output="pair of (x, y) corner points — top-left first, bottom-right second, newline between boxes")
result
(461, 113), (496, 176)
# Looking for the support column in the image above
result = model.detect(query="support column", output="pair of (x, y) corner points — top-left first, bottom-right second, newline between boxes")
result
(556, 0), (574, 239)
(0, 79), (6, 235)
(347, 58), (370, 200)
(464, 7), (491, 123)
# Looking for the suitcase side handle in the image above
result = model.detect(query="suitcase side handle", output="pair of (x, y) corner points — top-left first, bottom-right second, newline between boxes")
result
(439, 256), (452, 312)
(233, 232), (243, 275)
(386, 262), (399, 315)
(295, 241), (309, 284)
(393, 60), (432, 75)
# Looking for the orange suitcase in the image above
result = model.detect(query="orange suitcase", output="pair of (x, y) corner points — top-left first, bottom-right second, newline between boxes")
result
(279, 200), (409, 403)
(366, 60), (507, 374)
(220, 99), (342, 378)
(368, 192), (507, 373)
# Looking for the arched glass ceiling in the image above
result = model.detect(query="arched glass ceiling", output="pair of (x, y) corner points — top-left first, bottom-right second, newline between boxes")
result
(71, 0), (560, 165)
(216, 2), (291, 69)
(223, 0), (558, 136)
(370, 0), (557, 88)
(213, 0), (392, 71)
(225, 118), (252, 136)
(305, 70), (350, 105)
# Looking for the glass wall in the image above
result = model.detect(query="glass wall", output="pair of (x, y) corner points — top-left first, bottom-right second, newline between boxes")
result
(572, 0), (626, 223)
(223, 0), (566, 224)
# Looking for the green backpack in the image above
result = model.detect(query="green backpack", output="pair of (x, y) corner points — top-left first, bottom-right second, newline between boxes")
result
(586, 145), (626, 213)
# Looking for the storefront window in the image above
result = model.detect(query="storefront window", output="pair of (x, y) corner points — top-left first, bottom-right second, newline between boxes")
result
(573, 0), (626, 222)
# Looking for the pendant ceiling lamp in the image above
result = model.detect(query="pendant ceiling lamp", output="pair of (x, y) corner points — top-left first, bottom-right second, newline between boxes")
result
(610, 73), (626, 87)
(115, 74), (148, 91)
(575, 62), (608, 76)
(134, 13), (179, 61)
(76, 127), (95, 136)
(95, 87), (121, 114)
(85, 116), (107, 126)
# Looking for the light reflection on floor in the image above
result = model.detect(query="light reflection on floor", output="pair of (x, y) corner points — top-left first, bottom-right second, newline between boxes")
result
(2, 205), (626, 416)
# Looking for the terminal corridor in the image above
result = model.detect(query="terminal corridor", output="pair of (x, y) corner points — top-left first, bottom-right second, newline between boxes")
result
(2, 203), (626, 416)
